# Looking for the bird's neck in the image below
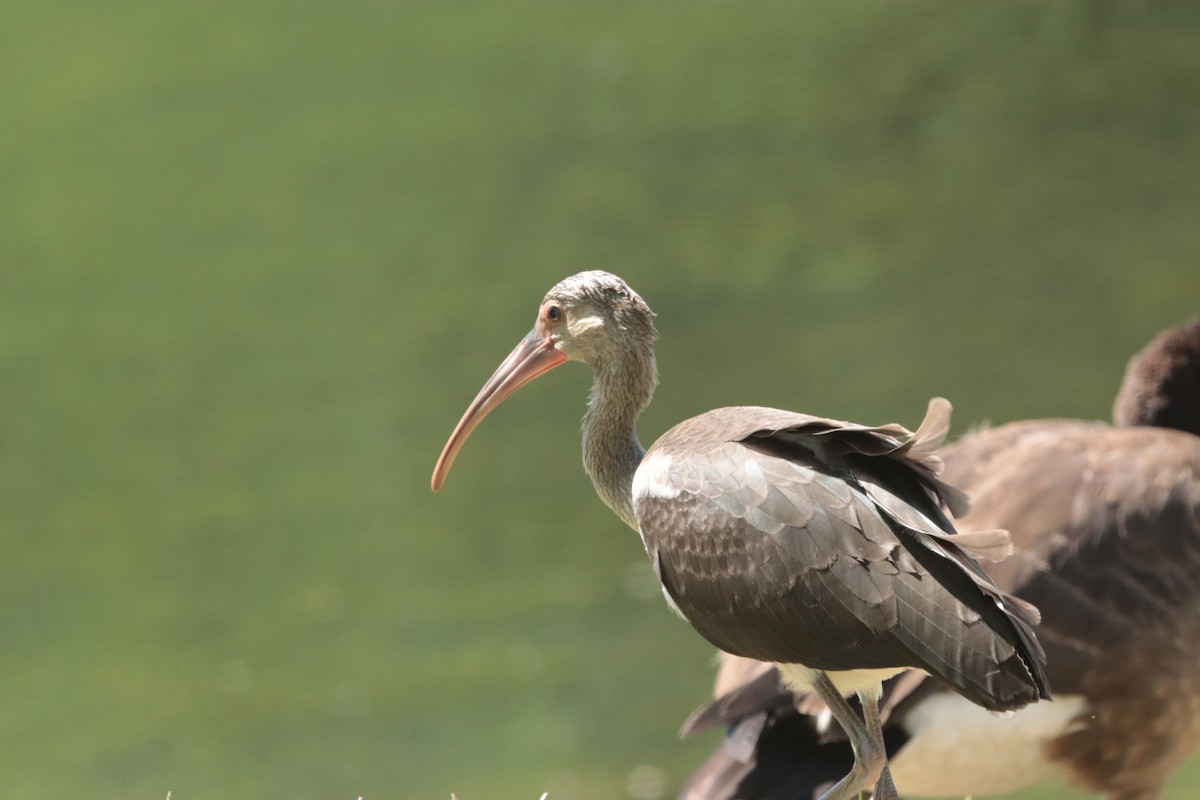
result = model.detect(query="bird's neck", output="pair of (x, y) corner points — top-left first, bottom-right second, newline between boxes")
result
(581, 353), (657, 531)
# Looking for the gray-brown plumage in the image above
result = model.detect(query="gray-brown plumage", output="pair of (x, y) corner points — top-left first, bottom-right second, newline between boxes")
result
(680, 316), (1200, 800)
(637, 405), (1044, 713)
(431, 271), (1049, 800)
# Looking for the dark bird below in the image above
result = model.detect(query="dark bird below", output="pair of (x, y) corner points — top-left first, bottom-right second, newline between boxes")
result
(431, 271), (1050, 800)
(679, 316), (1200, 800)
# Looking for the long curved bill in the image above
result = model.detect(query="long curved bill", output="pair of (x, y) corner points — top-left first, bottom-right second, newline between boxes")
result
(431, 326), (568, 491)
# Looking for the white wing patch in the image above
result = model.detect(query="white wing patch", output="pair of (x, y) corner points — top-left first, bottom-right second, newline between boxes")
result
(632, 450), (679, 501)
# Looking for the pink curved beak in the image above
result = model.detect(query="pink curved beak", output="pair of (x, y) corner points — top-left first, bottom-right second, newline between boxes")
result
(431, 326), (568, 491)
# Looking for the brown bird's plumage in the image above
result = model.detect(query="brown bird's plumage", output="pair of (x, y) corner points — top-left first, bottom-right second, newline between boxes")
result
(680, 316), (1200, 800)
(432, 271), (1049, 800)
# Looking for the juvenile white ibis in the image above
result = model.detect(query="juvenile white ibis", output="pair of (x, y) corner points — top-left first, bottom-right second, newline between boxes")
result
(431, 271), (1050, 800)
(679, 317), (1200, 800)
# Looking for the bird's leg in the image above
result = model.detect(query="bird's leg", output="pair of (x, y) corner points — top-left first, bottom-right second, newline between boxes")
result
(858, 686), (898, 800)
(873, 763), (899, 800)
(809, 672), (886, 800)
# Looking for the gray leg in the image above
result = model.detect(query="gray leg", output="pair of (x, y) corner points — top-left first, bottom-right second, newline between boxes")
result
(858, 687), (898, 800)
(809, 673), (886, 800)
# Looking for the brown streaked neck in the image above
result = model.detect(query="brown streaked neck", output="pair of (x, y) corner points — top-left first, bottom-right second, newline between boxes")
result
(581, 349), (658, 531)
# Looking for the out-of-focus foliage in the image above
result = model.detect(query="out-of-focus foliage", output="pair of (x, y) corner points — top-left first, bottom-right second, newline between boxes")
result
(1, 1), (1196, 798)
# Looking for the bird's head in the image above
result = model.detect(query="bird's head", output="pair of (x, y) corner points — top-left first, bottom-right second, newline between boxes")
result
(1113, 316), (1200, 435)
(431, 270), (656, 491)
(540, 270), (657, 368)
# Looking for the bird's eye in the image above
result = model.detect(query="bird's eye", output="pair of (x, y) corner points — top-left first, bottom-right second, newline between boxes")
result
(545, 304), (563, 323)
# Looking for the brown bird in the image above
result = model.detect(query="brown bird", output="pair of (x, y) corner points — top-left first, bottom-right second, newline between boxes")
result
(431, 271), (1050, 800)
(679, 317), (1200, 800)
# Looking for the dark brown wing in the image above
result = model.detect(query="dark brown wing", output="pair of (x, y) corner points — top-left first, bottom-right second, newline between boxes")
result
(679, 713), (911, 800)
(634, 402), (1048, 711)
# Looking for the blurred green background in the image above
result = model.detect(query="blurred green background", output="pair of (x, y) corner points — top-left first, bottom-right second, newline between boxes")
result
(2, 0), (1197, 798)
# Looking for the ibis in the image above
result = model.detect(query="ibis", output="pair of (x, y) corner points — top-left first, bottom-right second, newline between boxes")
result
(432, 271), (1050, 800)
(679, 317), (1200, 800)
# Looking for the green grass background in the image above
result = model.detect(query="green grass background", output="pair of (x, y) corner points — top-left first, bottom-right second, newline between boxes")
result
(2, 1), (1198, 798)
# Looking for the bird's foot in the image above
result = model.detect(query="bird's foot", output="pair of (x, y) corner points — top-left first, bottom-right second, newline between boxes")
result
(812, 743), (885, 800)
(872, 763), (899, 800)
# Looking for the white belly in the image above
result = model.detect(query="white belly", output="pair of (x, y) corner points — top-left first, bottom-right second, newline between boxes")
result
(889, 691), (1087, 797)
(776, 663), (907, 697)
